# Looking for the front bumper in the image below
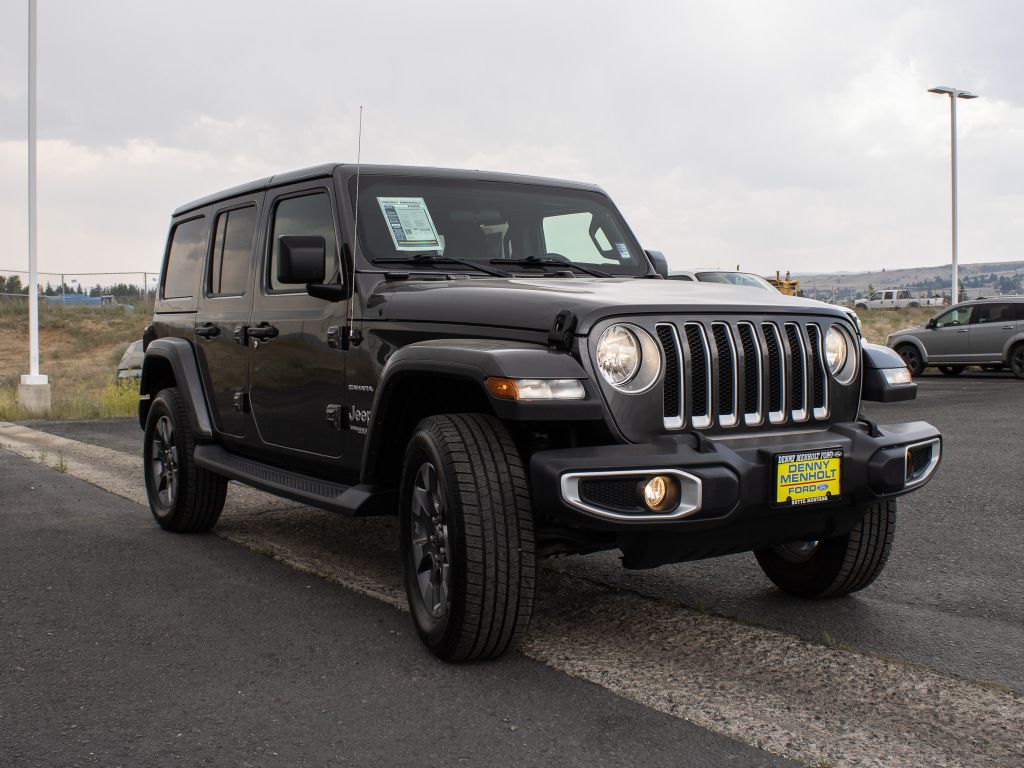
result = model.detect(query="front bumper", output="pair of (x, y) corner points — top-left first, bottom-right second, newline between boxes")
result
(529, 420), (941, 567)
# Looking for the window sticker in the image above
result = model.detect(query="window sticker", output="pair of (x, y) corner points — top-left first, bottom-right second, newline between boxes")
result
(614, 242), (630, 260)
(377, 197), (442, 251)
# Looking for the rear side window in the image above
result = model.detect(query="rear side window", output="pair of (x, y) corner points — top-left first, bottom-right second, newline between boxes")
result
(268, 192), (339, 292)
(973, 303), (1013, 324)
(163, 217), (207, 299)
(209, 206), (257, 296)
(1016, 303), (1024, 321)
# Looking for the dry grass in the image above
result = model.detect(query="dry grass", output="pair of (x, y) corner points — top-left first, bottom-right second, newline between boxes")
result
(0, 301), (151, 421)
(855, 306), (936, 345)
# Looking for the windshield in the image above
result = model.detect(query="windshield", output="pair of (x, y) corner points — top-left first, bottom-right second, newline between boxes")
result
(352, 176), (649, 276)
(695, 271), (778, 292)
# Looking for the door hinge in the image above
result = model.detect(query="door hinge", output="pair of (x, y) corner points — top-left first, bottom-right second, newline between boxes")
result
(234, 324), (248, 346)
(325, 404), (346, 430)
(233, 391), (249, 414)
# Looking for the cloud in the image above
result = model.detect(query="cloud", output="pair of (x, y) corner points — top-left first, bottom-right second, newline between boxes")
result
(0, 0), (1020, 275)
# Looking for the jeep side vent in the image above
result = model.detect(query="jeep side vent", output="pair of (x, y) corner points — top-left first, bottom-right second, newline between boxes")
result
(683, 323), (712, 429)
(656, 323), (683, 429)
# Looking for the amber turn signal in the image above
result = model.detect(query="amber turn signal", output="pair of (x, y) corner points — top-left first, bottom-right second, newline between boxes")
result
(486, 377), (519, 399)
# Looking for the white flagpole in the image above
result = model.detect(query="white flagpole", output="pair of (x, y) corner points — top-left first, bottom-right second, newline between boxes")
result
(20, 0), (49, 413)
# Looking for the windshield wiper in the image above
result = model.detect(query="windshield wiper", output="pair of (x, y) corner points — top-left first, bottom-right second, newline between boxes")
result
(489, 256), (612, 278)
(374, 253), (511, 278)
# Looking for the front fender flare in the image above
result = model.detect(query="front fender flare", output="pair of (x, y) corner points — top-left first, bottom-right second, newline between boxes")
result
(861, 342), (917, 402)
(360, 339), (603, 483)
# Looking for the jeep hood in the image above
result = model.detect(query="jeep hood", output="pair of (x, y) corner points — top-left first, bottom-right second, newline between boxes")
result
(367, 276), (850, 334)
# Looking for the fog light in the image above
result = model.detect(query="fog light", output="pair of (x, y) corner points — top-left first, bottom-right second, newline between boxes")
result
(641, 475), (680, 512)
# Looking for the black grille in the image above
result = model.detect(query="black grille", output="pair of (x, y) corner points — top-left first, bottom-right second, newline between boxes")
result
(785, 323), (806, 414)
(685, 324), (709, 419)
(579, 478), (641, 512)
(656, 325), (681, 424)
(712, 324), (735, 417)
(738, 323), (760, 418)
(807, 325), (826, 410)
(762, 324), (783, 414)
(655, 318), (838, 430)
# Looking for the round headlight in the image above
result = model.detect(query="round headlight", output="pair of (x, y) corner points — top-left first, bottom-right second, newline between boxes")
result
(596, 325), (641, 386)
(595, 324), (662, 393)
(825, 326), (848, 374)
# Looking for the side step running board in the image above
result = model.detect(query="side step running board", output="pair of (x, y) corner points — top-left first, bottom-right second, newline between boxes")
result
(193, 444), (395, 517)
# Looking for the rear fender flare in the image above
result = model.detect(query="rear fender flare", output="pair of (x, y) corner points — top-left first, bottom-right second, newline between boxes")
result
(139, 338), (214, 439)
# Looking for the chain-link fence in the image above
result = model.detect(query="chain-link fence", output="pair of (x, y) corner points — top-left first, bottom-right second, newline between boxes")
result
(0, 269), (158, 309)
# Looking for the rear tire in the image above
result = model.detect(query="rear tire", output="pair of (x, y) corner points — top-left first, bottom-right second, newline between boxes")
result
(938, 365), (965, 376)
(895, 344), (924, 377)
(754, 500), (896, 598)
(399, 414), (536, 661)
(143, 387), (227, 532)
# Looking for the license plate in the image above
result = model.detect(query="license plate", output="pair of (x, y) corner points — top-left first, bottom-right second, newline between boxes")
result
(774, 448), (842, 507)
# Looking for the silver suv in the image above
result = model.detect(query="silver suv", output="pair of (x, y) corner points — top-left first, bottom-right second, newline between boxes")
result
(887, 297), (1024, 378)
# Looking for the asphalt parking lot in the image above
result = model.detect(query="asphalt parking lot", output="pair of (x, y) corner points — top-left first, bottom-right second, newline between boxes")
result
(3, 370), (1022, 767)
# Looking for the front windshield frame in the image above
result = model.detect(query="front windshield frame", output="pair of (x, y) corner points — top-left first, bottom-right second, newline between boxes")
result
(695, 271), (778, 292)
(349, 175), (651, 277)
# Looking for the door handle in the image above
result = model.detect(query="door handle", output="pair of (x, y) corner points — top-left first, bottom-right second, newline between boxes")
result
(196, 323), (220, 339)
(957, 329), (968, 333)
(247, 322), (279, 340)
(1002, 325), (1015, 329)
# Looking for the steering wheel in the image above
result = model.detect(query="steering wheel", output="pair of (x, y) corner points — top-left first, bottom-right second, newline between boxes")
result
(542, 252), (570, 262)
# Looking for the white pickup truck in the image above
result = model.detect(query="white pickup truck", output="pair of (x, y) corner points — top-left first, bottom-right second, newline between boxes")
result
(854, 290), (944, 310)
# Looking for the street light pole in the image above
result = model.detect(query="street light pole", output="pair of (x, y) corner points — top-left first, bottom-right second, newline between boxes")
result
(928, 85), (978, 306)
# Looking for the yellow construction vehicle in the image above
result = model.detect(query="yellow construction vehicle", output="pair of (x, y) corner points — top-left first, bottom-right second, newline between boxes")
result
(767, 270), (801, 296)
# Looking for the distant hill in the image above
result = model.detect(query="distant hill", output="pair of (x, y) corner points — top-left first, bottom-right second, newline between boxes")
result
(786, 260), (1024, 302)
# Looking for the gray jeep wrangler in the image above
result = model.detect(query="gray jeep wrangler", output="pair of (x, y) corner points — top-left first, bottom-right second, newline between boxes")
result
(140, 164), (941, 661)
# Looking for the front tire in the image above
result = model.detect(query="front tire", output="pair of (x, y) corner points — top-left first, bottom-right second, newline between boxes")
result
(754, 500), (896, 598)
(1010, 344), (1024, 380)
(143, 387), (227, 532)
(399, 414), (536, 661)
(895, 344), (924, 377)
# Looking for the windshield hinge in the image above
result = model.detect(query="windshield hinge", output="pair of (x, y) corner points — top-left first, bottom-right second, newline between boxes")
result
(548, 310), (577, 351)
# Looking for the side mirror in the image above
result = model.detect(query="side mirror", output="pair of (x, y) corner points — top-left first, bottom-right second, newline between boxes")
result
(645, 249), (669, 279)
(926, 319), (936, 329)
(277, 235), (326, 284)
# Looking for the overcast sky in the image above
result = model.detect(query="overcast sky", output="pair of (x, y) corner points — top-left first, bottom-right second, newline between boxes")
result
(0, 0), (1021, 280)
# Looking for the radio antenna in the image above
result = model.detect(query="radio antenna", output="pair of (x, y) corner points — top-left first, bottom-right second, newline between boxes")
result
(346, 106), (363, 335)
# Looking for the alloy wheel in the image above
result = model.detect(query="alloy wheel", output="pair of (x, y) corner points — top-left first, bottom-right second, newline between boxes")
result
(150, 415), (179, 508)
(898, 347), (920, 375)
(409, 462), (451, 619)
(1012, 348), (1024, 378)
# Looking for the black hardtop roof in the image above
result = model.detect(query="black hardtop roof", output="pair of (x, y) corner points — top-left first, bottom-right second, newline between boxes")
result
(173, 163), (605, 217)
